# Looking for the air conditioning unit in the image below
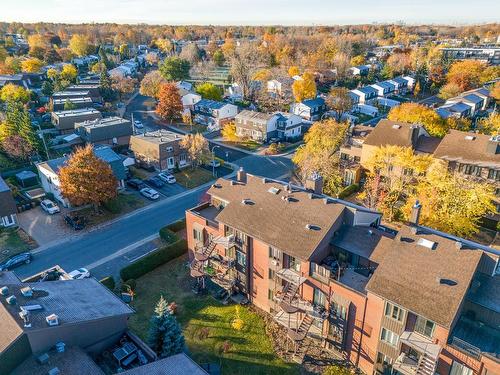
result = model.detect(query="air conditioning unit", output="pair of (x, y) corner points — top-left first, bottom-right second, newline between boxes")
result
(46, 314), (59, 326)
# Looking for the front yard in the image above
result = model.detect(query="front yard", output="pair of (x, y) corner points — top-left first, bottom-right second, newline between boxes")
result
(128, 255), (299, 375)
(174, 167), (217, 189)
(0, 227), (36, 262)
(170, 123), (208, 134)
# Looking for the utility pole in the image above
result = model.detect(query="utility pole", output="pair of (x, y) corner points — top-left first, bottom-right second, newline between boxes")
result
(131, 112), (136, 134)
(211, 145), (220, 177)
(37, 123), (49, 160)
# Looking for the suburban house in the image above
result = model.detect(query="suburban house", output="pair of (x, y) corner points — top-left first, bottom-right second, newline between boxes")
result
(339, 125), (374, 185)
(433, 130), (500, 224)
(234, 110), (303, 142)
(36, 146), (127, 206)
(51, 108), (102, 134)
(72, 55), (99, 68)
(75, 117), (133, 146)
(109, 60), (139, 78)
(193, 99), (238, 131)
(130, 130), (189, 171)
(0, 176), (17, 228)
(181, 92), (202, 115)
(388, 76), (409, 94)
(234, 110), (280, 143)
(176, 80), (193, 92)
(370, 81), (396, 97)
(437, 87), (491, 119)
(290, 97), (326, 121)
(349, 86), (378, 104)
(401, 76), (416, 89)
(186, 170), (500, 375)
(349, 65), (370, 76)
(52, 90), (93, 102)
(52, 97), (93, 111)
(66, 84), (102, 102)
(440, 47), (500, 65)
(267, 77), (294, 97)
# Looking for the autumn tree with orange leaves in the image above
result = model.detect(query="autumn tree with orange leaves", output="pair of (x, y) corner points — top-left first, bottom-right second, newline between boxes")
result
(156, 83), (183, 123)
(59, 145), (117, 210)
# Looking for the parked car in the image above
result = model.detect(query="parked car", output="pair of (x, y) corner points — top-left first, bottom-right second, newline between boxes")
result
(208, 160), (221, 168)
(64, 215), (85, 230)
(126, 178), (147, 190)
(0, 253), (32, 271)
(147, 176), (164, 188)
(138, 163), (155, 172)
(140, 187), (160, 200)
(40, 199), (60, 214)
(134, 120), (144, 129)
(68, 267), (91, 279)
(158, 172), (176, 184)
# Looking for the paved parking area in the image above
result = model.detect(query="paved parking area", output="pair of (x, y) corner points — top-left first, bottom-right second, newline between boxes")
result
(17, 206), (74, 246)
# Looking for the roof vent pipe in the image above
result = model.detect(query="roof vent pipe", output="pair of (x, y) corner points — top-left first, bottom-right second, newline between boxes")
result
(410, 200), (421, 226)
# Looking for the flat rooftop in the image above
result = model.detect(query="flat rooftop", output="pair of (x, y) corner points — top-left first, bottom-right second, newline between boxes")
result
(451, 316), (500, 359)
(76, 116), (130, 128)
(132, 130), (183, 144)
(0, 278), (134, 330)
(52, 97), (93, 104)
(52, 108), (101, 117)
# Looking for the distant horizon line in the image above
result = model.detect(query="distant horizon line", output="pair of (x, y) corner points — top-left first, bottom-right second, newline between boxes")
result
(0, 20), (498, 27)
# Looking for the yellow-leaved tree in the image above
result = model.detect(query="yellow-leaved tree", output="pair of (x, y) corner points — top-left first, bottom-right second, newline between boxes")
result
(221, 121), (239, 142)
(68, 34), (90, 57)
(403, 161), (496, 237)
(293, 119), (348, 197)
(387, 102), (448, 138)
(179, 133), (210, 169)
(59, 145), (118, 211)
(292, 72), (317, 102)
(21, 58), (44, 73)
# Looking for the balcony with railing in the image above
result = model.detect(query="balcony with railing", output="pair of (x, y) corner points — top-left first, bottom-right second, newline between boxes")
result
(393, 353), (418, 375)
(310, 260), (371, 294)
(189, 202), (222, 230)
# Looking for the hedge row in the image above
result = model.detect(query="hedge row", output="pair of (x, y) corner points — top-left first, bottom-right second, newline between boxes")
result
(338, 184), (359, 199)
(120, 239), (187, 281)
(159, 227), (179, 244)
(166, 218), (186, 232)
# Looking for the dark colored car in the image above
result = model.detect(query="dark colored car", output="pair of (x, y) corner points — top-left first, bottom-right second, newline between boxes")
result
(126, 178), (147, 190)
(64, 215), (86, 230)
(138, 163), (155, 172)
(147, 176), (164, 188)
(0, 252), (32, 271)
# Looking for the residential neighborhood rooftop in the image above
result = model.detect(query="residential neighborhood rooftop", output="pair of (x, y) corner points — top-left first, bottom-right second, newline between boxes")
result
(52, 108), (101, 117)
(132, 130), (183, 144)
(366, 225), (484, 328)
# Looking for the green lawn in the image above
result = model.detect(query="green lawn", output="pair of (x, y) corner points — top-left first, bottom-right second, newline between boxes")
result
(221, 139), (262, 152)
(174, 167), (215, 189)
(128, 255), (299, 375)
(0, 228), (35, 262)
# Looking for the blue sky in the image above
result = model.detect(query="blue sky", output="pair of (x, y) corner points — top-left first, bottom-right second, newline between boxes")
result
(1, 0), (498, 25)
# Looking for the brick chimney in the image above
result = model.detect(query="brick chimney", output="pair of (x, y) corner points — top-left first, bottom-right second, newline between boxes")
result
(408, 125), (420, 147)
(236, 167), (247, 183)
(305, 173), (323, 195)
(410, 200), (421, 226)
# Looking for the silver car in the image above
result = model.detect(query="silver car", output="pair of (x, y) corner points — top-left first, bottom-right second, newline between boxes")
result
(140, 187), (160, 200)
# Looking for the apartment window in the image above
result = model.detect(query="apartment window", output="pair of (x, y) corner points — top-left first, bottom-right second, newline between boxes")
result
(380, 328), (399, 347)
(268, 269), (275, 280)
(449, 361), (473, 375)
(313, 288), (326, 307)
(461, 164), (481, 176)
(414, 316), (435, 338)
(236, 250), (247, 268)
(403, 168), (414, 176)
(269, 247), (280, 260)
(193, 228), (203, 243)
(376, 352), (392, 366)
(384, 302), (404, 322)
(225, 247), (235, 258)
(488, 168), (500, 181)
(310, 263), (330, 281)
(331, 301), (347, 320)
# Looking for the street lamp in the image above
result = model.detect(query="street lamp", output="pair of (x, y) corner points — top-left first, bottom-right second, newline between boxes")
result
(211, 145), (220, 177)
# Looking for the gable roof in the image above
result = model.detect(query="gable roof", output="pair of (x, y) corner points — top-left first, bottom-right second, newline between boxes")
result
(236, 110), (276, 122)
(301, 97), (325, 108)
(433, 130), (500, 167)
(363, 119), (419, 148)
(207, 175), (380, 260)
(119, 353), (208, 375)
(366, 225), (483, 328)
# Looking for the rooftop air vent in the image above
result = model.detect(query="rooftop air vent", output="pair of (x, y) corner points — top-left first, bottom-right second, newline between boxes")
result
(212, 183), (222, 188)
(21, 286), (33, 297)
(6, 295), (17, 305)
(0, 286), (8, 296)
(305, 224), (321, 231)
(21, 304), (43, 311)
(241, 199), (255, 206)
(464, 135), (475, 141)
(19, 309), (31, 328)
(439, 278), (457, 286)
(268, 187), (280, 195)
(46, 314), (59, 326)
(417, 238), (436, 250)
(323, 198), (329, 205)
(392, 124), (401, 129)
(308, 193), (314, 199)
(455, 241), (463, 249)
(262, 177), (267, 184)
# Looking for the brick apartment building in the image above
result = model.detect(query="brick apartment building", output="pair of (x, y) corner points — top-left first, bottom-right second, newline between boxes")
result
(130, 130), (189, 171)
(186, 170), (499, 375)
